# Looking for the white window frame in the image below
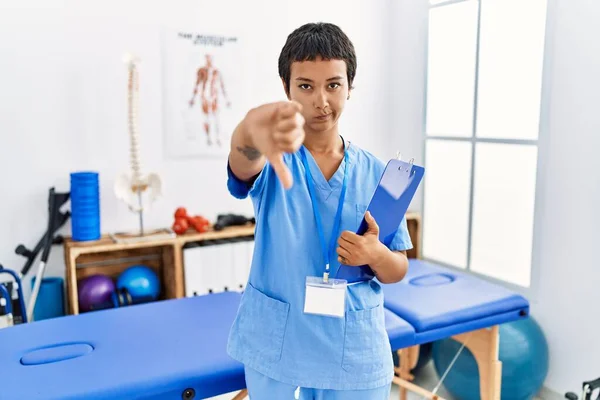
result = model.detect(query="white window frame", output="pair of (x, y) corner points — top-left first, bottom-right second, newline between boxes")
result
(419, 0), (556, 299)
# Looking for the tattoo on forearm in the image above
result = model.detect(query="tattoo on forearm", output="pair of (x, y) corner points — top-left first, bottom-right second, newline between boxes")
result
(236, 145), (261, 161)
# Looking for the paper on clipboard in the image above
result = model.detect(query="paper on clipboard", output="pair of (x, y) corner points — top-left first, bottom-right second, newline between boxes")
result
(335, 156), (425, 283)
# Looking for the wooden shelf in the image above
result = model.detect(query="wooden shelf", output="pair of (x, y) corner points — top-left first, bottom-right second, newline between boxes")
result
(405, 212), (421, 260)
(64, 225), (256, 253)
(63, 225), (255, 315)
(63, 214), (421, 316)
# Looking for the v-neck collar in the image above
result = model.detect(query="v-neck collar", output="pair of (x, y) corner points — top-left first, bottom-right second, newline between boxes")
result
(301, 136), (351, 196)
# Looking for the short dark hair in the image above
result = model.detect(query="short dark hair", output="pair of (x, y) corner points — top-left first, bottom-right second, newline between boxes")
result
(278, 22), (357, 94)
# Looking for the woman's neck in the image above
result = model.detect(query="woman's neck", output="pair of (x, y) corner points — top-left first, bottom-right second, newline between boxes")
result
(303, 129), (344, 156)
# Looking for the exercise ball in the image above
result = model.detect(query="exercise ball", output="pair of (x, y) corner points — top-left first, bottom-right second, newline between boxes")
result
(78, 274), (116, 312)
(432, 316), (549, 400)
(116, 265), (160, 302)
(393, 342), (433, 374)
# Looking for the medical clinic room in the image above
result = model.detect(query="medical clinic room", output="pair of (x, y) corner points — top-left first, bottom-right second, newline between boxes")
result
(0, 0), (597, 399)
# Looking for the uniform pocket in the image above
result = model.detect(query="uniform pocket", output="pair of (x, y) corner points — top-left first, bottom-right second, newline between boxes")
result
(341, 303), (391, 373)
(233, 283), (290, 363)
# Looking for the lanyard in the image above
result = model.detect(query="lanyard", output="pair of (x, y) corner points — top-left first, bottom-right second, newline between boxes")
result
(300, 144), (349, 283)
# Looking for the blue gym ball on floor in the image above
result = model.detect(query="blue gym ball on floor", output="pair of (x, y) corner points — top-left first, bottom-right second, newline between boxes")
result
(432, 316), (549, 400)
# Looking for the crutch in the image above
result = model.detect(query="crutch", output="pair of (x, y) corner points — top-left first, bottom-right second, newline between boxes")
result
(26, 187), (70, 322)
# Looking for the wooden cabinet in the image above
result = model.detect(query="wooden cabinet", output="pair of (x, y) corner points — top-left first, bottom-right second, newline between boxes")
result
(63, 213), (421, 315)
(63, 225), (255, 315)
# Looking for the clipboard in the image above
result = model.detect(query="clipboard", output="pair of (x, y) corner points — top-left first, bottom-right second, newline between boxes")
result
(335, 156), (425, 283)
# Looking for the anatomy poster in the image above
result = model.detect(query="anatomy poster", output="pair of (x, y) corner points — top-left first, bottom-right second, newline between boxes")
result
(162, 29), (244, 158)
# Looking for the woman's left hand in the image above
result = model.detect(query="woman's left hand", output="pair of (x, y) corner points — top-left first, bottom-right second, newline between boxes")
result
(336, 211), (385, 266)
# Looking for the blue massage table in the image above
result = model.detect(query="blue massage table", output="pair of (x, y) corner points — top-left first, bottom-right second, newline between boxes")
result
(382, 259), (530, 400)
(0, 259), (529, 400)
(0, 291), (248, 400)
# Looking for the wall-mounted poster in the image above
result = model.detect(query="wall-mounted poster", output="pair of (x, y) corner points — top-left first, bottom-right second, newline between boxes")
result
(162, 29), (243, 158)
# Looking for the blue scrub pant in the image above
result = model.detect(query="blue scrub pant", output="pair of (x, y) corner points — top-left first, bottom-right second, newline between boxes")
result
(244, 366), (391, 400)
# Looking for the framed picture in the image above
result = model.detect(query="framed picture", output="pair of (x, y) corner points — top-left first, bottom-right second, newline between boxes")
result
(162, 28), (244, 158)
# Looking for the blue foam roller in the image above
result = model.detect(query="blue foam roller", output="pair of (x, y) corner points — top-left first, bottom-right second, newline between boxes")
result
(70, 171), (99, 181)
(70, 171), (101, 241)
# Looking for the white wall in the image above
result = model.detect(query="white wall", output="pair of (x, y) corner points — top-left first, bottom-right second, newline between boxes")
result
(529, 0), (600, 394)
(388, 0), (429, 210)
(0, 0), (397, 285)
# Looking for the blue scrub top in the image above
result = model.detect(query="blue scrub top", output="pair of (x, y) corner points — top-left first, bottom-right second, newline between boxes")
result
(226, 139), (413, 390)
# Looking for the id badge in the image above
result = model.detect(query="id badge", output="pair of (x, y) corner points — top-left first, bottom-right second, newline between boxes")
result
(303, 276), (347, 318)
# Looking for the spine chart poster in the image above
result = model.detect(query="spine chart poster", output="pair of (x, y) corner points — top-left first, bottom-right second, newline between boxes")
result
(162, 29), (243, 158)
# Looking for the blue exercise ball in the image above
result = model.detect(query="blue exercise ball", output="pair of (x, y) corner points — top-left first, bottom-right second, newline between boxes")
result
(432, 316), (549, 400)
(116, 265), (160, 302)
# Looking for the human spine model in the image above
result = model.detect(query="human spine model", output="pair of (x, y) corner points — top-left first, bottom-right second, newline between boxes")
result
(114, 53), (162, 234)
(127, 53), (143, 188)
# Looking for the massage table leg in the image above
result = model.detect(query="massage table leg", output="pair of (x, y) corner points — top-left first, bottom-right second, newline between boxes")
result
(453, 325), (502, 400)
(395, 345), (419, 400)
(391, 326), (502, 400)
(395, 345), (450, 400)
(232, 389), (248, 400)
(396, 345), (448, 400)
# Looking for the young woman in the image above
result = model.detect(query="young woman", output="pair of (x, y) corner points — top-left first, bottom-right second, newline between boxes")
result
(226, 22), (412, 400)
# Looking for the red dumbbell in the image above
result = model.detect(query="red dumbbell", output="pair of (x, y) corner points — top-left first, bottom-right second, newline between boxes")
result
(172, 217), (189, 235)
(189, 216), (210, 233)
(172, 207), (210, 234)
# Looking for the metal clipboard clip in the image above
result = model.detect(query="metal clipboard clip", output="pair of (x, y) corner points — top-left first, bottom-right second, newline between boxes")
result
(395, 152), (415, 175)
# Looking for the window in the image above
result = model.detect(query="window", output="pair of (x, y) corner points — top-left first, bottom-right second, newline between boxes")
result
(422, 0), (549, 289)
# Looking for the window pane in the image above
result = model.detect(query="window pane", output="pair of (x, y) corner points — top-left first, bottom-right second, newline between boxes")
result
(426, 1), (478, 137)
(470, 143), (538, 287)
(475, 0), (548, 140)
(423, 140), (472, 268)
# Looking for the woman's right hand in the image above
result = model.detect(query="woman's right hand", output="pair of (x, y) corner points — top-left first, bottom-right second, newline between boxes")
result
(244, 101), (305, 189)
